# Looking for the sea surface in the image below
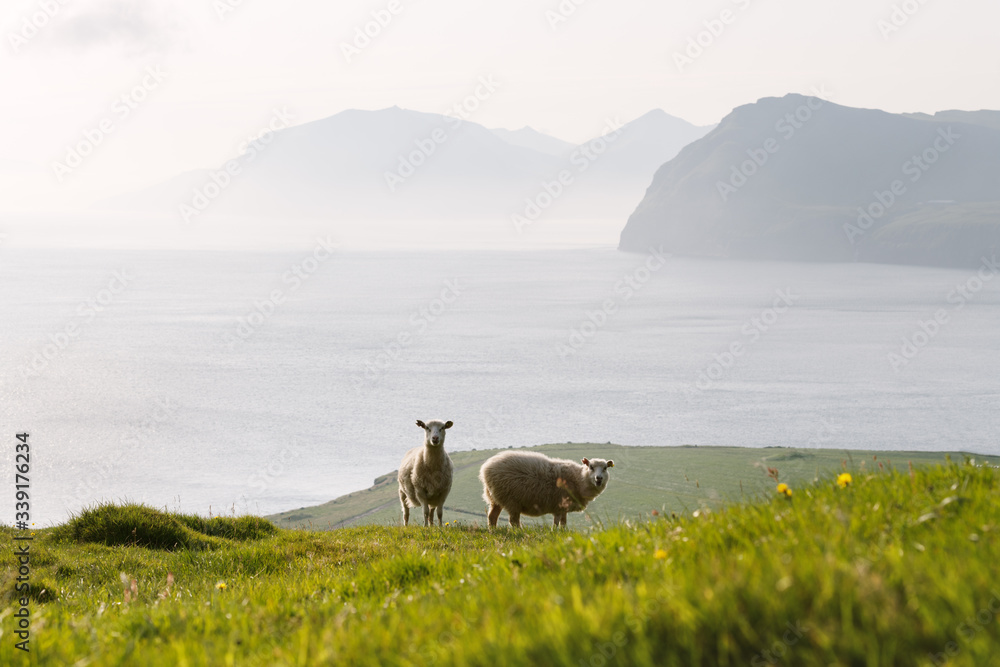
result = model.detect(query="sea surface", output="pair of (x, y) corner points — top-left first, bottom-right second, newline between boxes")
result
(2, 247), (998, 525)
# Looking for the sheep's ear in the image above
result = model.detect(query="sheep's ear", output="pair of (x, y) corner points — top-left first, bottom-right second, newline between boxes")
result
(416, 420), (427, 429)
(582, 458), (590, 466)
(607, 460), (615, 468)
(444, 421), (453, 429)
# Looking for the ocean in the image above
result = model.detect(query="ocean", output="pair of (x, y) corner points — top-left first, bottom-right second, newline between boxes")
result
(2, 246), (998, 525)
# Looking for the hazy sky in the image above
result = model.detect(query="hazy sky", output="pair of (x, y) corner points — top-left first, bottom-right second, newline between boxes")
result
(2, 0), (998, 213)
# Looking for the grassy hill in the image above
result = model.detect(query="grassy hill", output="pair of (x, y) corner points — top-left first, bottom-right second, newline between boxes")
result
(2, 458), (999, 665)
(268, 442), (996, 530)
(861, 202), (1000, 266)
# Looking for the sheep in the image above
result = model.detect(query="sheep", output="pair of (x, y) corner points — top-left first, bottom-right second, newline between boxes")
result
(398, 419), (454, 526)
(479, 450), (614, 528)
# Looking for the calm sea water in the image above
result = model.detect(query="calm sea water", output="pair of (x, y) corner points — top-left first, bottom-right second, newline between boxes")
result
(2, 247), (998, 525)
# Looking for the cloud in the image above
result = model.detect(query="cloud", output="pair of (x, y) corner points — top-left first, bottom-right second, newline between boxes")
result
(46, 0), (189, 55)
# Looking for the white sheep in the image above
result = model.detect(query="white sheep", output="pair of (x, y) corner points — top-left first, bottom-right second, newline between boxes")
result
(398, 419), (454, 526)
(479, 450), (614, 527)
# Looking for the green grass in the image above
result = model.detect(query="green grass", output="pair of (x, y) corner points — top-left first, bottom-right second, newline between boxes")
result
(47, 503), (278, 550)
(3, 458), (1000, 665)
(269, 443), (997, 529)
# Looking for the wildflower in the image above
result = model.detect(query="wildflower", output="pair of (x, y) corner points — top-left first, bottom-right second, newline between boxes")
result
(215, 581), (227, 591)
(120, 572), (137, 604)
(654, 549), (667, 560)
(776, 483), (792, 498)
(837, 473), (853, 488)
(158, 573), (175, 600)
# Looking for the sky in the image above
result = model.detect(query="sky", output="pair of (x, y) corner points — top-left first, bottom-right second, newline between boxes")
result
(1, 0), (998, 214)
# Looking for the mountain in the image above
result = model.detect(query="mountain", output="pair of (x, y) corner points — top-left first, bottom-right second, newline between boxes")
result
(106, 107), (560, 220)
(575, 109), (715, 184)
(619, 95), (1000, 267)
(102, 107), (713, 224)
(569, 110), (714, 212)
(490, 126), (575, 156)
(903, 109), (1000, 132)
(529, 109), (716, 219)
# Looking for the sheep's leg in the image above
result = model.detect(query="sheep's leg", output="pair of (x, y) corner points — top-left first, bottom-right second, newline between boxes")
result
(436, 506), (443, 526)
(423, 504), (432, 527)
(553, 513), (565, 528)
(559, 514), (567, 527)
(400, 489), (410, 526)
(487, 504), (502, 528)
(508, 512), (521, 528)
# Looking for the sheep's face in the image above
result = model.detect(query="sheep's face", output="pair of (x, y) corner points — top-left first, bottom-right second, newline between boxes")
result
(416, 419), (453, 447)
(582, 458), (614, 490)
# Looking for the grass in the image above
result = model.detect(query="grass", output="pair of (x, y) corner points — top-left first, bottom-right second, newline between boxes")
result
(2, 457), (1000, 665)
(268, 442), (998, 529)
(47, 503), (278, 550)
(865, 202), (1000, 267)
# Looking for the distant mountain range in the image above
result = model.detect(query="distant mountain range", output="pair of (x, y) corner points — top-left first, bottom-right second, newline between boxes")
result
(103, 107), (714, 223)
(104, 96), (1000, 268)
(619, 95), (1000, 267)
(489, 126), (575, 156)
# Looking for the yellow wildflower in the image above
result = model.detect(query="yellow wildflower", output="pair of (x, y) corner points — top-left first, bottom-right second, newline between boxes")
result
(776, 483), (792, 498)
(654, 549), (667, 560)
(215, 581), (227, 591)
(837, 473), (853, 488)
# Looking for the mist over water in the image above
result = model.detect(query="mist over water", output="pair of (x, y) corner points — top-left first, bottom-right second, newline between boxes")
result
(3, 246), (997, 525)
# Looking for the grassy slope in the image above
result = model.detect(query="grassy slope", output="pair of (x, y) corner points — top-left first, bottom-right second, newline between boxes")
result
(268, 443), (998, 529)
(3, 459), (998, 665)
(863, 202), (1000, 266)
